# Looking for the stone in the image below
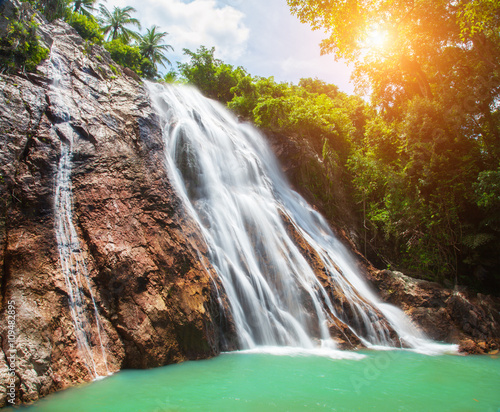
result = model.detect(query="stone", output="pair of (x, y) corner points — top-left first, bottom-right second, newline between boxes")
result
(366, 269), (500, 352)
(0, 4), (230, 405)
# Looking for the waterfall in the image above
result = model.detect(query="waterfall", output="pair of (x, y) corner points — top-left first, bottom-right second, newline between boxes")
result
(49, 47), (110, 378)
(147, 83), (455, 355)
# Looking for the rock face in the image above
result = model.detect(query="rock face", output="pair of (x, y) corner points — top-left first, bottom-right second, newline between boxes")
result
(264, 129), (359, 243)
(367, 270), (500, 354)
(0, 5), (230, 407)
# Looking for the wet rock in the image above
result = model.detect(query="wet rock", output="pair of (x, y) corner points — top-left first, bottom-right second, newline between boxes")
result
(0, 3), (230, 406)
(366, 270), (500, 353)
(277, 209), (398, 349)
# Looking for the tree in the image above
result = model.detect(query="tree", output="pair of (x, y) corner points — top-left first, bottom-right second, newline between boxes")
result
(98, 5), (141, 44)
(288, 0), (500, 289)
(104, 39), (156, 79)
(28, 0), (70, 21)
(162, 70), (178, 83)
(138, 25), (174, 69)
(178, 46), (247, 103)
(67, 12), (103, 43)
(72, 0), (97, 18)
(0, 16), (49, 73)
(287, 0), (500, 118)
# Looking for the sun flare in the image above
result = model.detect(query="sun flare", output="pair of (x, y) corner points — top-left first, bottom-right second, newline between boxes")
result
(364, 27), (390, 51)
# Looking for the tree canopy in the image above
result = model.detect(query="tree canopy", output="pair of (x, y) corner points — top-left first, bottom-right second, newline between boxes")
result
(178, 46), (248, 104)
(98, 5), (141, 44)
(138, 25), (174, 68)
(287, 0), (500, 120)
(72, 0), (97, 18)
(287, 0), (500, 290)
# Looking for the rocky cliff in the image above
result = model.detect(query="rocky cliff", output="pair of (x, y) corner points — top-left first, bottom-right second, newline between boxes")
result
(367, 270), (500, 354)
(0, 4), (232, 407)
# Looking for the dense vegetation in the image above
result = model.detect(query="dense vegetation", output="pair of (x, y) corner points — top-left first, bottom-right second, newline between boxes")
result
(1, 0), (499, 291)
(170, 0), (500, 292)
(0, 11), (49, 73)
(283, 0), (500, 290)
(0, 0), (173, 79)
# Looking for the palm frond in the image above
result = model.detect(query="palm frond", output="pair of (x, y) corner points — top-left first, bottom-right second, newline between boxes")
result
(98, 5), (140, 43)
(139, 25), (174, 67)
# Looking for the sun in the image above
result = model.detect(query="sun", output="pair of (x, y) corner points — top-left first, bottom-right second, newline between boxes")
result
(363, 26), (390, 51)
(368, 29), (387, 48)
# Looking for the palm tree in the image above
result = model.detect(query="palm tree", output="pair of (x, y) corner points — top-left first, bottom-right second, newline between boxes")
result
(98, 5), (141, 43)
(72, 0), (97, 18)
(36, 0), (69, 21)
(139, 25), (174, 68)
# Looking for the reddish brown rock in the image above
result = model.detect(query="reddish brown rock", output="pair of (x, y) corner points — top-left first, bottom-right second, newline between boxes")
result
(0, 5), (231, 407)
(366, 270), (500, 353)
(277, 209), (396, 349)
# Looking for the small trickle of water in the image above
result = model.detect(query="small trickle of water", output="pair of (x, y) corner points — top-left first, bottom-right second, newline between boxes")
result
(49, 47), (110, 378)
(147, 83), (455, 355)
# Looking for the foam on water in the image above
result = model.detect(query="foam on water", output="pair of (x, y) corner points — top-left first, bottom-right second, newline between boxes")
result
(234, 346), (366, 360)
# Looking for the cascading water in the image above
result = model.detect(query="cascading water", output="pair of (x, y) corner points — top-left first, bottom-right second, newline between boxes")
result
(147, 83), (455, 355)
(49, 47), (110, 377)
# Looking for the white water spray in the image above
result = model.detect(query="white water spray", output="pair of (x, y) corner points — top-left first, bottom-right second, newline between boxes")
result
(49, 47), (110, 377)
(147, 83), (456, 355)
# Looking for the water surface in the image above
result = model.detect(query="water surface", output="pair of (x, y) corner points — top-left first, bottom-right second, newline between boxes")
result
(19, 350), (500, 411)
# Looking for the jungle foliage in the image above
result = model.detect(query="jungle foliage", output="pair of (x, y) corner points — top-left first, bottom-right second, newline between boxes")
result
(1, 0), (173, 79)
(283, 0), (500, 290)
(173, 0), (500, 292)
(0, 15), (48, 74)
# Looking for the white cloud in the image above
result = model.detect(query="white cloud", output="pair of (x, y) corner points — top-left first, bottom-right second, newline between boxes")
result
(101, 0), (249, 61)
(98, 0), (355, 93)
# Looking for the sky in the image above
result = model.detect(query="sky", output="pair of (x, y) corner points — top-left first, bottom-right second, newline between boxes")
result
(99, 0), (355, 94)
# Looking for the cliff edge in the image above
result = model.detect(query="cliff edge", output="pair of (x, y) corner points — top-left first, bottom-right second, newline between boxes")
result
(0, 4), (230, 406)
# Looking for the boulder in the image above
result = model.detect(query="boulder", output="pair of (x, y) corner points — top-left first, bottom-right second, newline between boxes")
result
(367, 270), (500, 353)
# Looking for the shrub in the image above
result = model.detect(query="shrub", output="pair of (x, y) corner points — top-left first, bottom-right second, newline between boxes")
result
(104, 39), (142, 73)
(104, 39), (158, 79)
(66, 12), (103, 44)
(0, 18), (49, 73)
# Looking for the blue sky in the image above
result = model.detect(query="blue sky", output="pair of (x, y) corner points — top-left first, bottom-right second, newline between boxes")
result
(100, 0), (354, 94)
